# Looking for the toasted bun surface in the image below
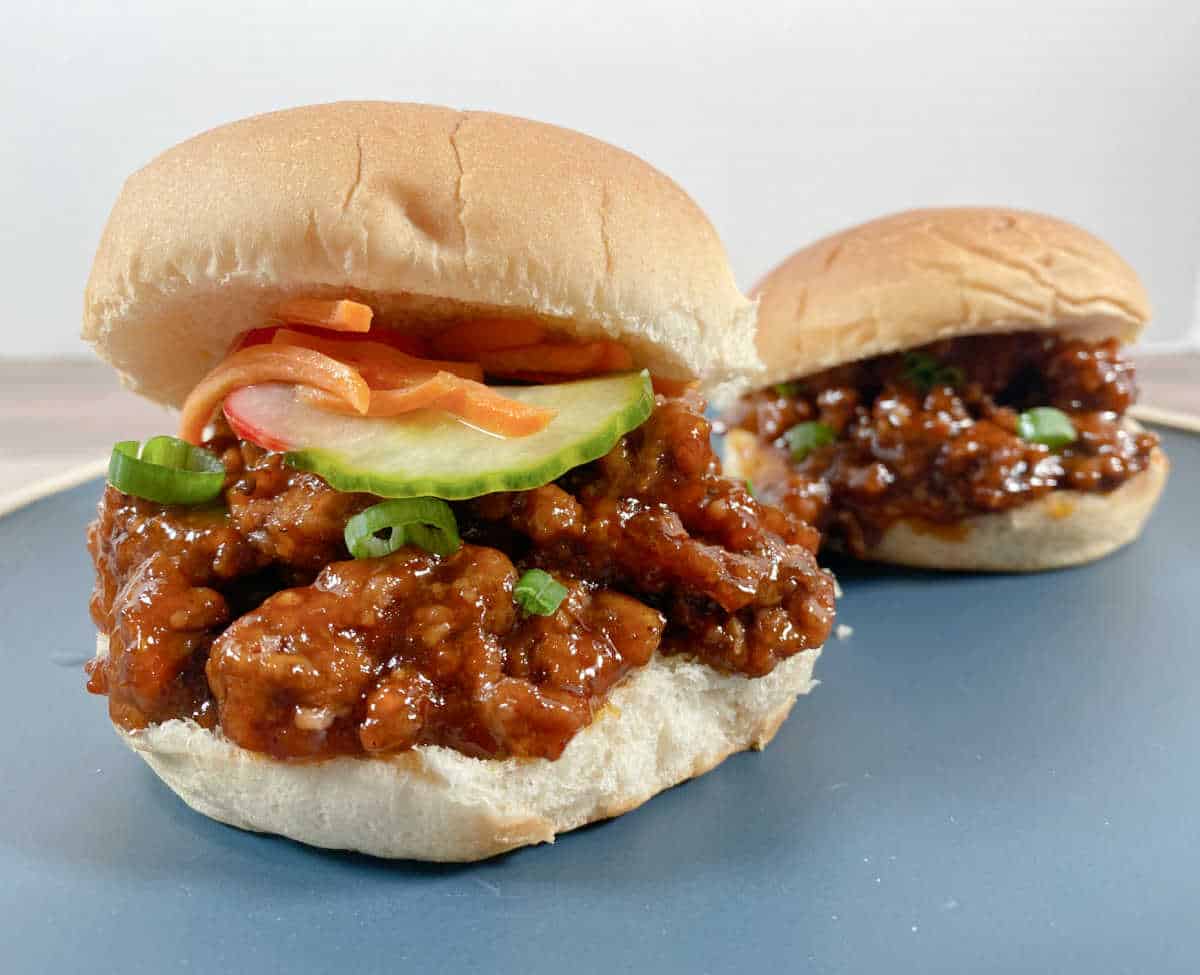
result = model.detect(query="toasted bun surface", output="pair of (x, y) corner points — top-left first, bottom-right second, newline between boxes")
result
(752, 207), (1151, 384)
(98, 637), (819, 861)
(724, 426), (1167, 572)
(84, 101), (758, 407)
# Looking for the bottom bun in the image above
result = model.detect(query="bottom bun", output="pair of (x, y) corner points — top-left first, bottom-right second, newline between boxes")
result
(863, 446), (1168, 571)
(99, 636), (820, 861)
(724, 426), (1168, 572)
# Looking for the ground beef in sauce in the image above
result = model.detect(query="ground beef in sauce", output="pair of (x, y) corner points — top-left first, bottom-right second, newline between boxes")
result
(87, 395), (835, 761)
(729, 333), (1158, 555)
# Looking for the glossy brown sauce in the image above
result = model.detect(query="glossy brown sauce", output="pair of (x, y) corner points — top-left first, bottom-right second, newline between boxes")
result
(88, 396), (835, 761)
(729, 334), (1158, 556)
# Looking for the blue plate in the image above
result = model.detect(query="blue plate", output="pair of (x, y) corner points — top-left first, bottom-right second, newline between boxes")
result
(1, 428), (1197, 973)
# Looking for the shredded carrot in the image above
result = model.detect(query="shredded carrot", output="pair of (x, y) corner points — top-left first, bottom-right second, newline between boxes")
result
(179, 345), (370, 444)
(478, 341), (633, 378)
(356, 355), (482, 390)
(190, 305), (575, 445)
(429, 318), (548, 359)
(597, 343), (635, 372)
(437, 378), (557, 436)
(275, 298), (374, 333)
(364, 373), (468, 417)
(299, 372), (460, 417)
(342, 328), (428, 356)
(234, 324), (428, 356)
(301, 371), (555, 436)
(271, 329), (484, 384)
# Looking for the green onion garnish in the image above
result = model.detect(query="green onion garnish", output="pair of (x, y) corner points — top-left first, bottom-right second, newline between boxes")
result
(784, 421), (835, 461)
(773, 381), (803, 397)
(940, 365), (966, 387)
(1017, 407), (1077, 450)
(344, 498), (462, 559)
(903, 352), (964, 392)
(745, 479), (757, 499)
(107, 436), (225, 505)
(513, 569), (568, 616)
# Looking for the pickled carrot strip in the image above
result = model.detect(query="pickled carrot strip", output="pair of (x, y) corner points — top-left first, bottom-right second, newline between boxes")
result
(478, 341), (632, 377)
(365, 373), (466, 416)
(271, 329), (484, 383)
(301, 371), (555, 436)
(234, 324), (428, 356)
(436, 378), (557, 436)
(179, 345), (370, 444)
(428, 318), (548, 359)
(275, 298), (373, 333)
(597, 343), (635, 372)
(299, 372), (460, 416)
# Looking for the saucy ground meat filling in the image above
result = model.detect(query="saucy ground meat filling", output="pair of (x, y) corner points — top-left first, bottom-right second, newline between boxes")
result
(88, 394), (835, 762)
(730, 333), (1158, 555)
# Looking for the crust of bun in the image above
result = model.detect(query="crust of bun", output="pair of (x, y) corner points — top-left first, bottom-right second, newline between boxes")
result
(724, 427), (1168, 571)
(100, 638), (819, 861)
(83, 101), (758, 407)
(752, 207), (1151, 383)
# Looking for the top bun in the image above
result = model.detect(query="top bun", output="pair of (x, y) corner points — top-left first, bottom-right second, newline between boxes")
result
(751, 207), (1150, 384)
(84, 102), (758, 407)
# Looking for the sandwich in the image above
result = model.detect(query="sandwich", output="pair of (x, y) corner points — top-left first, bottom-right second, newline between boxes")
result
(724, 207), (1168, 571)
(82, 102), (836, 860)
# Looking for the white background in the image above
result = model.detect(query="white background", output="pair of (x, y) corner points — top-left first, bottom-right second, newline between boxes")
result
(4, 0), (1198, 358)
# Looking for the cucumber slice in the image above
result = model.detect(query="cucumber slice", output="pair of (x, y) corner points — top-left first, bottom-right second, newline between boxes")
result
(224, 371), (654, 500)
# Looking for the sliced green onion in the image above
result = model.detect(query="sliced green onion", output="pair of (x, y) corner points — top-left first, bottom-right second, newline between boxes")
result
(940, 364), (966, 388)
(1017, 407), (1077, 450)
(344, 498), (462, 559)
(903, 352), (939, 389)
(903, 352), (963, 392)
(773, 381), (803, 398)
(107, 436), (225, 505)
(784, 421), (835, 462)
(745, 478), (758, 499)
(513, 569), (568, 616)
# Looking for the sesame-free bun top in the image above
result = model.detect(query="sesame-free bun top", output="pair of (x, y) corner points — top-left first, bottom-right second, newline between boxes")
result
(83, 101), (758, 407)
(752, 207), (1151, 384)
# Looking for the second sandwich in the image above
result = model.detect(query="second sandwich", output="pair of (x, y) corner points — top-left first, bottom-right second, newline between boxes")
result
(725, 207), (1168, 571)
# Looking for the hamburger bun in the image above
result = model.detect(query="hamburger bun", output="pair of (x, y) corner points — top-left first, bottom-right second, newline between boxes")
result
(752, 206), (1150, 385)
(83, 101), (759, 407)
(729, 207), (1163, 571)
(100, 636), (819, 861)
(83, 102), (820, 861)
